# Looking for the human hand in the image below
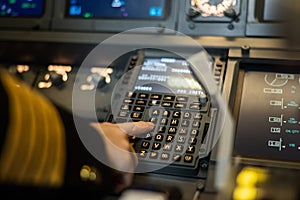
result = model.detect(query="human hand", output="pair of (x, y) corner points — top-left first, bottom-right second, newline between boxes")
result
(90, 121), (154, 193)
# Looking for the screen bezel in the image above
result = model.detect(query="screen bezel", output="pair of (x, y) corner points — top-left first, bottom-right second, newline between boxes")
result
(246, 0), (284, 37)
(0, 0), (52, 30)
(51, 0), (177, 33)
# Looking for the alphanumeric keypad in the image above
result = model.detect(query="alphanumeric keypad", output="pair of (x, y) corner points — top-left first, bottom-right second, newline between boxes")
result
(114, 91), (210, 168)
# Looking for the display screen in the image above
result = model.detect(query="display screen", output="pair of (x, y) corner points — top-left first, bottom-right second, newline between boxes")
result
(234, 68), (300, 163)
(0, 0), (44, 17)
(133, 57), (205, 96)
(66, 0), (167, 20)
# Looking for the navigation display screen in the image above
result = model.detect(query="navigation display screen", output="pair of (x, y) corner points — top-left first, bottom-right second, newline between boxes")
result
(66, 0), (168, 20)
(0, 0), (44, 17)
(234, 68), (300, 163)
(134, 57), (205, 96)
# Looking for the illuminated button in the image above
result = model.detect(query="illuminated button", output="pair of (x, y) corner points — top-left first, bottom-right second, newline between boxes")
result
(162, 110), (170, 117)
(144, 133), (153, 140)
(161, 153), (170, 160)
(174, 103), (186, 109)
(175, 145), (183, 152)
(189, 137), (197, 145)
(120, 105), (131, 111)
(162, 102), (173, 107)
(176, 96), (188, 102)
(138, 93), (149, 99)
(151, 109), (160, 116)
(126, 92), (136, 98)
(149, 117), (158, 124)
(192, 121), (201, 128)
(183, 112), (192, 119)
(149, 151), (158, 159)
(160, 118), (168, 125)
(170, 119), (179, 126)
(163, 95), (175, 101)
(163, 144), (172, 151)
(190, 103), (201, 110)
(135, 99), (147, 105)
(190, 129), (199, 136)
(155, 134), (164, 141)
(158, 126), (166, 133)
(123, 99), (134, 104)
(165, 135), (174, 142)
(181, 120), (189, 127)
(133, 106), (145, 112)
(172, 111), (181, 118)
(179, 128), (188, 135)
(141, 141), (150, 149)
(139, 150), (147, 158)
(186, 146), (195, 153)
(150, 94), (162, 100)
(173, 154), (181, 162)
(177, 136), (186, 143)
(118, 111), (129, 117)
(152, 142), (161, 150)
(184, 155), (193, 163)
(148, 100), (160, 106)
(194, 113), (202, 120)
(168, 127), (177, 134)
(131, 112), (143, 119)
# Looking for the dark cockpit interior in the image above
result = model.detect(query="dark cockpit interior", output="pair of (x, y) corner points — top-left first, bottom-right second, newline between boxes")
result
(0, 0), (300, 199)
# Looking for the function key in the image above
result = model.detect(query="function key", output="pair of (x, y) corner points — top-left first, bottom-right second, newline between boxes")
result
(148, 100), (160, 106)
(150, 94), (162, 100)
(163, 95), (175, 101)
(138, 93), (149, 99)
(118, 111), (129, 117)
(123, 99), (134, 104)
(176, 96), (188, 102)
(161, 102), (173, 107)
(125, 91), (136, 98)
(189, 103), (201, 110)
(120, 104), (132, 111)
(174, 103), (186, 109)
(131, 112), (143, 119)
(133, 106), (145, 112)
(135, 99), (147, 105)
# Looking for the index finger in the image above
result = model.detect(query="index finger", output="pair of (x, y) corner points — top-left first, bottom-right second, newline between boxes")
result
(117, 121), (154, 136)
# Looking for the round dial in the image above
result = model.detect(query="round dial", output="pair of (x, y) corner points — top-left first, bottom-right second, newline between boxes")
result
(191, 0), (236, 17)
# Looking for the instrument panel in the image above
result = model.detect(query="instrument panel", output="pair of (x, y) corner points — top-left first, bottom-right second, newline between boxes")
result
(0, 0), (288, 37)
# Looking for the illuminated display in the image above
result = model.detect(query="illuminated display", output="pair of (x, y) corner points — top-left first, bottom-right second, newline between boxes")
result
(191, 0), (236, 17)
(134, 57), (205, 96)
(66, 0), (167, 19)
(234, 69), (300, 163)
(0, 0), (44, 17)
